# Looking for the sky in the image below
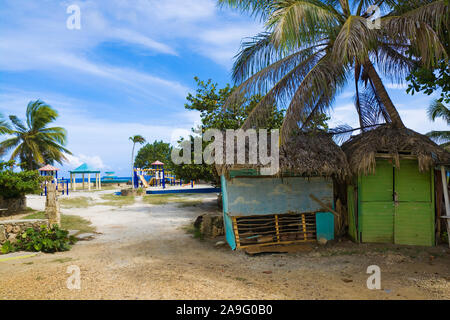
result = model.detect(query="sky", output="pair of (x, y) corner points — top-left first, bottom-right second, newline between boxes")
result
(0, 0), (447, 177)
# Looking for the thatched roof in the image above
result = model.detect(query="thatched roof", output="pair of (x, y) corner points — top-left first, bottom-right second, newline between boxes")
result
(342, 125), (450, 175)
(216, 131), (349, 178)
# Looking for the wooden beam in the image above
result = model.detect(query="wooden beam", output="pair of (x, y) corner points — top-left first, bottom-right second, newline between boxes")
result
(440, 166), (450, 248)
(309, 194), (339, 217)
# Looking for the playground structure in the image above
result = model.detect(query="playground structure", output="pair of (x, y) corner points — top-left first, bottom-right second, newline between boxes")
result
(133, 160), (193, 189)
(38, 164), (69, 196)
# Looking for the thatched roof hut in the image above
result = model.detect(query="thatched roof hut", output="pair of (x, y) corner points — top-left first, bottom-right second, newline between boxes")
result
(218, 131), (347, 250)
(342, 125), (450, 175)
(217, 131), (349, 179)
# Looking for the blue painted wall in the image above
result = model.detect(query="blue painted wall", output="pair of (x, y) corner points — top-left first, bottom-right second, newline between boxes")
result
(224, 176), (333, 217)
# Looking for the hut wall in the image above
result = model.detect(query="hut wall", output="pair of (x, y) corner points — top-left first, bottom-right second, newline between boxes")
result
(223, 176), (333, 216)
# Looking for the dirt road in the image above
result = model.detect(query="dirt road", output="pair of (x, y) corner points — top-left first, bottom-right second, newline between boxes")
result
(0, 190), (449, 300)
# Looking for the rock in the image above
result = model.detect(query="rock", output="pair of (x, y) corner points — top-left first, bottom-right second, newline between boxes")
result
(262, 271), (272, 274)
(12, 225), (21, 233)
(0, 226), (5, 242)
(121, 189), (136, 196)
(7, 233), (17, 242)
(215, 241), (226, 247)
(76, 233), (95, 241)
(5, 225), (12, 233)
(197, 214), (224, 238)
(342, 278), (353, 283)
(318, 237), (328, 245)
(68, 230), (79, 236)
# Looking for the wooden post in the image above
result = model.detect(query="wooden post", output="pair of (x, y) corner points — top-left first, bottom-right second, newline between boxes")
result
(99, 174), (102, 189)
(440, 166), (450, 248)
(45, 183), (60, 227)
(88, 173), (91, 191)
(82, 173), (85, 189)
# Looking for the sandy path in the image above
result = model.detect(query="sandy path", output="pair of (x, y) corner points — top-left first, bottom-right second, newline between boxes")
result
(0, 190), (449, 300)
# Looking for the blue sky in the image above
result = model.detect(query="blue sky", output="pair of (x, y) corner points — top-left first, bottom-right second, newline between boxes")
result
(0, 0), (447, 177)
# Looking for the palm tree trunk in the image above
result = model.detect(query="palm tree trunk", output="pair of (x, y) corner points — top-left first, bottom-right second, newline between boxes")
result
(365, 61), (405, 128)
(131, 144), (135, 189)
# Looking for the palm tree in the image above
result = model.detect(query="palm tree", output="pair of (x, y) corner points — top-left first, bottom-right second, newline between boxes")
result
(427, 100), (450, 150)
(0, 100), (71, 170)
(219, 0), (448, 144)
(0, 113), (11, 158)
(129, 135), (146, 188)
(0, 113), (11, 135)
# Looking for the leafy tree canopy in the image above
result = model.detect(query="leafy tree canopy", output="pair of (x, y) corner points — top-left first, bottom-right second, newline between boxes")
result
(134, 140), (173, 169)
(0, 160), (44, 199)
(173, 77), (286, 185)
(391, 0), (450, 104)
(0, 100), (71, 170)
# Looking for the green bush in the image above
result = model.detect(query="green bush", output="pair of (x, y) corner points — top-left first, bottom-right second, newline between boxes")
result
(0, 160), (44, 199)
(1, 224), (77, 254)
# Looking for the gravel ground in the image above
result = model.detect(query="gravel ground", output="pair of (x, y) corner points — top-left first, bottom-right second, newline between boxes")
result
(0, 189), (449, 300)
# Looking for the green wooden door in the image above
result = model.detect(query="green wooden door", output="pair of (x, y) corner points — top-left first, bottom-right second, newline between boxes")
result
(358, 159), (434, 246)
(359, 159), (395, 243)
(394, 160), (434, 246)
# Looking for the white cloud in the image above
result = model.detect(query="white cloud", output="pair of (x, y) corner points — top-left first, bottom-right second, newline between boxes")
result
(65, 154), (105, 170)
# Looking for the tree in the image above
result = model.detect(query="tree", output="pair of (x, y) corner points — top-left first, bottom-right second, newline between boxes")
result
(129, 135), (146, 188)
(0, 113), (11, 135)
(0, 113), (11, 158)
(134, 140), (173, 169)
(0, 100), (71, 170)
(0, 160), (43, 199)
(426, 100), (450, 149)
(218, 0), (448, 144)
(391, 0), (449, 104)
(173, 77), (285, 185)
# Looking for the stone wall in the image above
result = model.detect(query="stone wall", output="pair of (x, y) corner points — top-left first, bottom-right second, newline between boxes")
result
(0, 196), (27, 216)
(0, 219), (48, 244)
(194, 214), (224, 238)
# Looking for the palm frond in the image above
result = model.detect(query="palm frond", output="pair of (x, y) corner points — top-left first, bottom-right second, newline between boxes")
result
(428, 100), (450, 124)
(232, 32), (278, 84)
(8, 115), (27, 132)
(381, 1), (448, 67)
(239, 49), (326, 130)
(426, 130), (450, 143)
(280, 55), (349, 144)
(332, 15), (377, 65)
(217, 0), (273, 20)
(229, 44), (326, 109)
(329, 123), (356, 144)
(269, 0), (342, 48)
(0, 113), (11, 134)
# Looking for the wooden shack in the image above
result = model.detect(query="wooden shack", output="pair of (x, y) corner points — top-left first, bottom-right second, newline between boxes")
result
(217, 132), (349, 250)
(342, 125), (450, 246)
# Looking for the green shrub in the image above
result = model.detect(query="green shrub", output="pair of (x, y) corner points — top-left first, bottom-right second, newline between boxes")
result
(1, 224), (77, 254)
(0, 160), (44, 199)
